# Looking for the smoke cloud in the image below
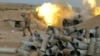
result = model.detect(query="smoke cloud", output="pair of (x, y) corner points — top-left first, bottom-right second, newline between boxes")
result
(81, 0), (96, 14)
(79, 0), (97, 20)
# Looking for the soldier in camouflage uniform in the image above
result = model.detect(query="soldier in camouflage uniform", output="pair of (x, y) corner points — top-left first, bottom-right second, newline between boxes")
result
(21, 13), (32, 36)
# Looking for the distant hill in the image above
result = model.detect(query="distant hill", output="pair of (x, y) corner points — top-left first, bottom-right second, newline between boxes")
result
(0, 2), (39, 10)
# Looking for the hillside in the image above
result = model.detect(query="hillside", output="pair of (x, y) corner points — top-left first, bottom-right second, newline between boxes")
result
(0, 2), (37, 10)
(77, 15), (100, 29)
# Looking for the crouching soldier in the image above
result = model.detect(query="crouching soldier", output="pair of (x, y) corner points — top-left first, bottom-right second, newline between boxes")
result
(72, 15), (83, 25)
(21, 13), (32, 36)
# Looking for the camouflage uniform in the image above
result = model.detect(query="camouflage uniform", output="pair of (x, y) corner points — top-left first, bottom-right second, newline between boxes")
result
(21, 13), (32, 36)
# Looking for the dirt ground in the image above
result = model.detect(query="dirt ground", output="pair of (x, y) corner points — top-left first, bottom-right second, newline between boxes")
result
(77, 15), (100, 29)
(0, 10), (39, 56)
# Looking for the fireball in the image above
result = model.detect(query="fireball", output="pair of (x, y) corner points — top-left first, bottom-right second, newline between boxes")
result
(92, 7), (100, 16)
(87, 0), (96, 8)
(36, 3), (73, 26)
(83, 0), (100, 16)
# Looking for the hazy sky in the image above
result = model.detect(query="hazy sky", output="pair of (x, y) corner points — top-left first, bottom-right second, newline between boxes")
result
(0, 0), (83, 7)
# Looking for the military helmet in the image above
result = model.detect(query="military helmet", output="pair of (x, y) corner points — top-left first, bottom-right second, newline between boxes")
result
(21, 13), (26, 17)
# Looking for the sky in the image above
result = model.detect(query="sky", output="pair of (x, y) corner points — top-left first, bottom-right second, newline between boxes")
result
(0, 0), (83, 7)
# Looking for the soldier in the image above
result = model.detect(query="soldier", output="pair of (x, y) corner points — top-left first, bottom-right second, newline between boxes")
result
(62, 18), (71, 27)
(21, 12), (32, 36)
(72, 15), (83, 25)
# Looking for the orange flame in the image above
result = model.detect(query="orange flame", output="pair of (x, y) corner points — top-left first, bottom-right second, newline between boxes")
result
(36, 3), (73, 26)
(87, 0), (96, 8)
(83, 0), (100, 16)
(92, 6), (100, 16)
(82, 0), (100, 16)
